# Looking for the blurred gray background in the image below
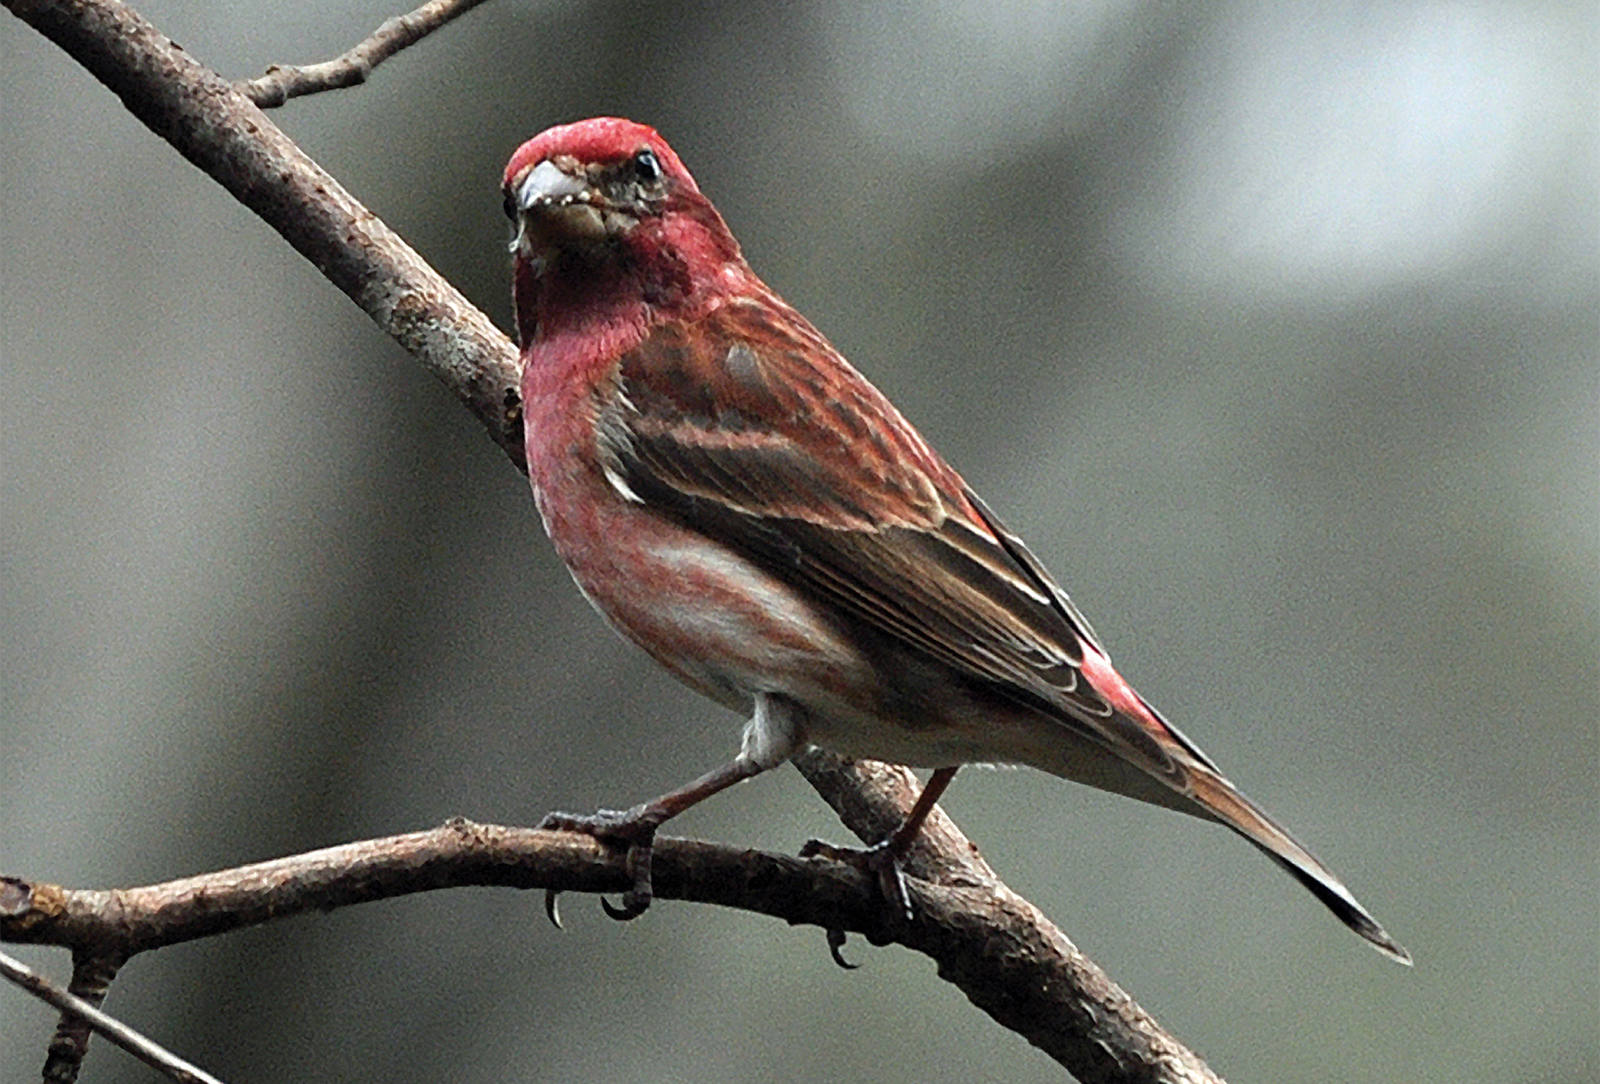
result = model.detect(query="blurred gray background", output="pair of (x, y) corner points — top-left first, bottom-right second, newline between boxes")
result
(3, 1), (1595, 1081)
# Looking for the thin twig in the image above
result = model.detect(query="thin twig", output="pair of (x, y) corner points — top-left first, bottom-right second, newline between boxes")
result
(238, 0), (492, 107)
(1, 949), (229, 1084)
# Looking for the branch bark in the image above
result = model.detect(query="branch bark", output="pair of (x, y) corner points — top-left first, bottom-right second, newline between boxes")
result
(3, 2), (1224, 1083)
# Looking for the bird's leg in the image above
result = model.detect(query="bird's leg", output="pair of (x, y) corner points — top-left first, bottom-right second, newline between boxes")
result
(538, 758), (756, 920)
(801, 765), (960, 923)
(539, 693), (803, 921)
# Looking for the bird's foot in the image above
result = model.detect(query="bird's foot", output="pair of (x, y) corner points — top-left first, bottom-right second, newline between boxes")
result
(801, 837), (914, 920)
(800, 837), (917, 968)
(538, 807), (661, 925)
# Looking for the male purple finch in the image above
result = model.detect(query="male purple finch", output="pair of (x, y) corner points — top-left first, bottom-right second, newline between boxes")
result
(504, 117), (1409, 964)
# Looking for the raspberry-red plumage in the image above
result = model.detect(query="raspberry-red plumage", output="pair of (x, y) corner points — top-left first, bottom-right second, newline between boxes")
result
(504, 117), (1409, 963)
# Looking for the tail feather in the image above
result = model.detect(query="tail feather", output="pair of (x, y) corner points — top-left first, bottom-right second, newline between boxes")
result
(1025, 674), (1411, 962)
(1186, 766), (1412, 965)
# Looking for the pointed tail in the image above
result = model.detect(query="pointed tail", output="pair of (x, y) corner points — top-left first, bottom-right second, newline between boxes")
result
(1185, 765), (1413, 965)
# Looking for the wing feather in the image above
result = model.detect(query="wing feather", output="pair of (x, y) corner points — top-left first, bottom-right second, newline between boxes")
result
(600, 296), (1182, 777)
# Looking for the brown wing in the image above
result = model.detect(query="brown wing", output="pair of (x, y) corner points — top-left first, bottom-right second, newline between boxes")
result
(597, 294), (1184, 779)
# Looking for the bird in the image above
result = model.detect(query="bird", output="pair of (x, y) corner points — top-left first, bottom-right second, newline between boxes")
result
(502, 116), (1409, 964)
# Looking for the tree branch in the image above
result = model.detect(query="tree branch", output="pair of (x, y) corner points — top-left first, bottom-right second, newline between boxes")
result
(1, 950), (223, 1084)
(5, 0), (525, 470)
(3, 2), (1224, 1082)
(4, 809), (1219, 1083)
(237, 0), (492, 107)
(0, 822), (892, 956)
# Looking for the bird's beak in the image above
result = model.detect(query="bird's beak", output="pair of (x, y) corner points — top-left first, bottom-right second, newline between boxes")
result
(511, 159), (611, 255)
(517, 159), (590, 210)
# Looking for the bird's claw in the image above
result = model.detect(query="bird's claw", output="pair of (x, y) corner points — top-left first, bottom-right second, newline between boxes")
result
(598, 835), (655, 919)
(800, 836), (920, 967)
(825, 927), (859, 970)
(538, 807), (661, 923)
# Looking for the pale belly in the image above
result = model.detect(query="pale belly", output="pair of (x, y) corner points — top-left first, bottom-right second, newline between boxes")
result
(535, 478), (1030, 768)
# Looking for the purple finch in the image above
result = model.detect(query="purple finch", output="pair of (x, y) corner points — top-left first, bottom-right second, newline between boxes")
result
(504, 117), (1409, 964)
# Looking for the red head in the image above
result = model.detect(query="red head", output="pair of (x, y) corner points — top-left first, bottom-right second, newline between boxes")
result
(503, 117), (698, 202)
(503, 118), (745, 345)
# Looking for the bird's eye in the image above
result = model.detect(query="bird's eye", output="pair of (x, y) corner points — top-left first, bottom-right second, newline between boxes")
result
(632, 147), (663, 185)
(502, 188), (517, 221)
